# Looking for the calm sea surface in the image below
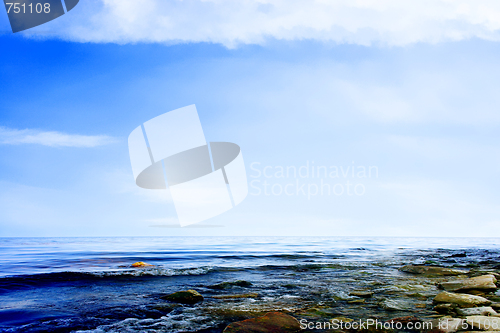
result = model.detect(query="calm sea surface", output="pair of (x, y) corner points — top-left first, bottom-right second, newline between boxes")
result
(2, 237), (500, 278)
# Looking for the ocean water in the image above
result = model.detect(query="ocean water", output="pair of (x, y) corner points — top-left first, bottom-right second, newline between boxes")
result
(0, 236), (499, 332)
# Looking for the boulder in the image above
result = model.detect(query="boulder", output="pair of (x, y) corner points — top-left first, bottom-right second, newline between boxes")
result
(457, 307), (498, 317)
(161, 290), (204, 304)
(400, 265), (468, 276)
(434, 291), (491, 308)
(466, 316), (500, 330)
(223, 312), (300, 333)
(131, 261), (154, 267)
(439, 275), (498, 292)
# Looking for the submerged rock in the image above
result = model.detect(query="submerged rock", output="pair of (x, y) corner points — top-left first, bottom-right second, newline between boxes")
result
(298, 306), (338, 318)
(223, 312), (300, 333)
(434, 291), (491, 308)
(457, 307), (498, 316)
(348, 299), (366, 304)
(350, 290), (374, 298)
(379, 299), (410, 311)
(439, 275), (498, 292)
(208, 280), (253, 290)
(466, 316), (500, 330)
(213, 293), (259, 299)
(131, 261), (154, 267)
(400, 265), (468, 276)
(152, 303), (180, 313)
(161, 289), (204, 304)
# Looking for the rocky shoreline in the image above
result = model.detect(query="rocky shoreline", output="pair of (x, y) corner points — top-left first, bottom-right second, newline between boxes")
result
(145, 262), (500, 333)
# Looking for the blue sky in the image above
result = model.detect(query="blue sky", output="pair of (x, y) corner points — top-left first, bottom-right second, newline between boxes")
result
(1, 1), (500, 237)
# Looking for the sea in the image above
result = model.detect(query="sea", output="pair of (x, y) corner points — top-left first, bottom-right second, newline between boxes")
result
(1, 237), (499, 332)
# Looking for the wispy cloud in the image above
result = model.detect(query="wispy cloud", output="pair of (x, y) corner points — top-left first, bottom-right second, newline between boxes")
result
(0, 127), (117, 147)
(37, 0), (500, 46)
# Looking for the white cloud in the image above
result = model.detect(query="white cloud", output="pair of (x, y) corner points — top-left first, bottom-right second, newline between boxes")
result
(37, 0), (500, 46)
(0, 127), (117, 147)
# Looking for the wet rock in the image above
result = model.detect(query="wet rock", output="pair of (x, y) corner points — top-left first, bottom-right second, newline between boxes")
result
(350, 290), (374, 298)
(433, 303), (458, 315)
(388, 316), (422, 325)
(387, 283), (433, 293)
(131, 261), (154, 267)
(152, 303), (179, 314)
(457, 307), (498, 317)
(434, 291), (491, 308)
(471, 271), (500, 280)
(283, 284), (298, 289)
(408, 292), (429, 300)
(430, 318), (464, 333)
(223, 312), (300, 333)
(400, 265), (468, 276)
(466, 316), (500, 330)
(161, 289), (204, 304)
(379, 299), (409, 311)
(491, 303), (500, 310)
(208, 280), (252, 290)
(348, 299), (366, 304)
(205, 308), (265, 322)
(439, 275), (498, 292)
(213, 293), (259, 299)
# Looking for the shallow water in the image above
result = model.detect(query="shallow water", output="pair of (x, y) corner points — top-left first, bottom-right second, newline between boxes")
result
(0, 237), (499, 332)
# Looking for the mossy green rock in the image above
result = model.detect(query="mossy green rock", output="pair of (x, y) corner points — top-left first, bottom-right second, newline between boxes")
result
(161, 289), (204, 304)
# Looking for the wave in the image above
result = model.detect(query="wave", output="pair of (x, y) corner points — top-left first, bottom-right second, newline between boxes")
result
(0, 260), (367, 291)
(0, 266), (215, 291)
